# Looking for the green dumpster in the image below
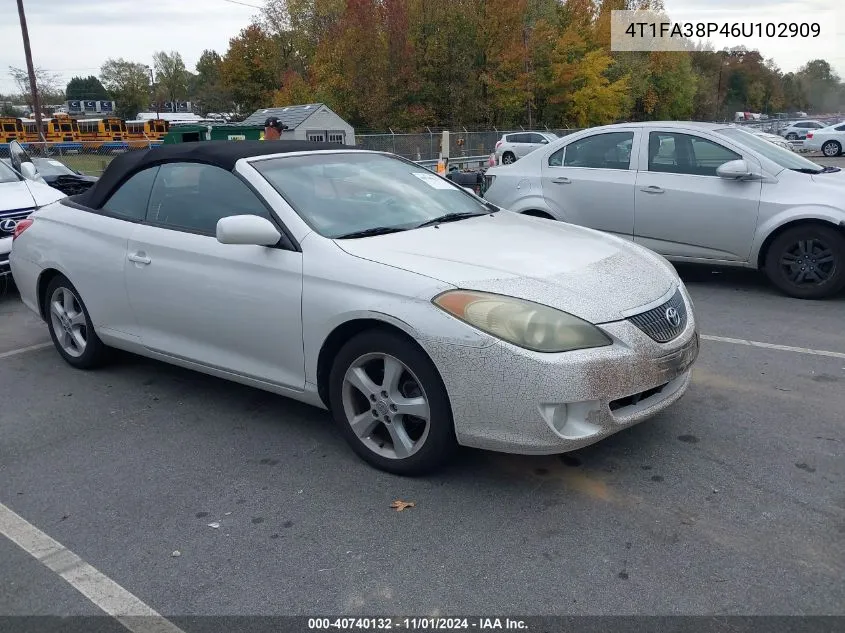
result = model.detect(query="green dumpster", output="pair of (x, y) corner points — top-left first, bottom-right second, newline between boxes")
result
(162, 123), (264, 144)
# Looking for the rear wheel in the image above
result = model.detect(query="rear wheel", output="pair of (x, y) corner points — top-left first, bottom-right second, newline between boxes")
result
(501, 152), (516, 165)
(44, 275), (109, 368)
(822, 140), (842, 157)
(764, 225), (845, 299)
(329, 330), (457, 475)
(786, 132), (799, 141)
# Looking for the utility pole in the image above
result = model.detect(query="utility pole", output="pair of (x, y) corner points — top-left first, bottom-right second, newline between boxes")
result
(16, 0), (45, 141)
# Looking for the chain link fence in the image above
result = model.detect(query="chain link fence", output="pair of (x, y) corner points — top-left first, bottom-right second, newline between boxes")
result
(6, 141), (163, 177)
(355, 128), (584, 161)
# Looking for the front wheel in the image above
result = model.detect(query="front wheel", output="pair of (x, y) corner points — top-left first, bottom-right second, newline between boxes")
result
(764, 225), (845, 299)
(822, 140), (842, 157)
(44, 274), (109, 368)
(501, 152), (516, 165)
(329, 330), (457, 475)
(786, 133), (799, 141)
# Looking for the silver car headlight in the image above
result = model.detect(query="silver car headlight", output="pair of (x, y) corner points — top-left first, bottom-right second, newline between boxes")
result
(433, 290), (612, 353)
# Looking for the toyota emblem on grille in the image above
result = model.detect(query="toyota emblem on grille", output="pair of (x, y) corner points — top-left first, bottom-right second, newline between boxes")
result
(0, 218), (19, 233)
(665, 307), (681, 328)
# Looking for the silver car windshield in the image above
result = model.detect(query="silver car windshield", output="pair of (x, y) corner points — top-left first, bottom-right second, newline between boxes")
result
(717, 127), (824, 173)
(252, 152), (490, 238)
(0, 159), (22, 184)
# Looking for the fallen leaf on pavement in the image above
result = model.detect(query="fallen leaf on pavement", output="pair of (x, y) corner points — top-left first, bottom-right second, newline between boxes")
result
(390, 500), (415, 512)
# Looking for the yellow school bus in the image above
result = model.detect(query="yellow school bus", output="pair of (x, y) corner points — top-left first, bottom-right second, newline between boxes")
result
(0, 117), (25, 143)
(20, 114), (82, 145)
(78, 117), (128, 149)
(126, 118), (170, 143)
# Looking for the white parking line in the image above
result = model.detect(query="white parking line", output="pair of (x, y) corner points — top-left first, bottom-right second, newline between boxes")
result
(0, 502), (187, 633)
(702, 334), (845, 360)
(0, 342), (52, 360)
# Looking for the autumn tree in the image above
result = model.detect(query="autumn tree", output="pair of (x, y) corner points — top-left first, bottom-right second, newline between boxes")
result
(220, 24), (282, 113)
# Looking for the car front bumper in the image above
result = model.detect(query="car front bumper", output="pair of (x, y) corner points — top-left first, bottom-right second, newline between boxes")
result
(422, 287), (699, 454)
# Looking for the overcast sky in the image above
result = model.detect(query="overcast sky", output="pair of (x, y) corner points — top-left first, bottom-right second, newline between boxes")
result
(1, 0), (842, 97)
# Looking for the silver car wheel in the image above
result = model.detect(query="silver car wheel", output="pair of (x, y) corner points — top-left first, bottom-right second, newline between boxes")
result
(502, 153), (515, 164)
(341, 353), (431, 460)
(822, 141), (841, 157)
(49, 286), (87, 358)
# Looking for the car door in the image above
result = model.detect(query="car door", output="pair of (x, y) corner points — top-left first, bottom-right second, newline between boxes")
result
(633, 129), (762, 261)
(124, 161), (305, 389)
(540, 129), (639, 240)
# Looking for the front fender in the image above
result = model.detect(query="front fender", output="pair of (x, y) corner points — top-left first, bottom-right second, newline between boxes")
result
(751, 205), (845, 265)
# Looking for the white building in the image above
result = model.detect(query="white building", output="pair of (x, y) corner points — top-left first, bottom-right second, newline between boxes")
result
(241, 103), (355, 145)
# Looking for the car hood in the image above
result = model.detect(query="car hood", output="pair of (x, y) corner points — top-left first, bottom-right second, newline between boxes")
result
(335, 212), (678, 324)
(1, 181), (37, 212)
(811, 168), (845, 185)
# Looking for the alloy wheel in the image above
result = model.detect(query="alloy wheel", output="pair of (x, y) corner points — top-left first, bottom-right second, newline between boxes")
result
(779, 238), (836, 287)
(341, 353), (431, 460)
(49, 287), (88, 357)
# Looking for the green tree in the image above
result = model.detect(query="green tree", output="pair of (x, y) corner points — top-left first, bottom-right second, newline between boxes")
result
(65, 76), (109, 101)
(99, 58), (151, 119)
(152, 51), (189, 104)
(193, 50), (232, 114)
(220, 24), (281, 113)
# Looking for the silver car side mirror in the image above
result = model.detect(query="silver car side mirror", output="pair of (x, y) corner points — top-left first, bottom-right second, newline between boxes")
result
(20, 162), (39, 181)
(716, 159), (760, 181)
(216, 215), (281, 246)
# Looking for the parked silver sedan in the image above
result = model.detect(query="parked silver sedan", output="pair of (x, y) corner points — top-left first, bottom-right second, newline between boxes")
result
(484, 122), (845, 299)
(10, 141), (698, 475)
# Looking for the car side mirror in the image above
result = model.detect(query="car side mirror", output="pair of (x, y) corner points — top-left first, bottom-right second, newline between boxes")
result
(20, 162), (39, 181)
(540, 139), (549, 144)
(216, 215), (281, 246)
(716, 159), (759, 180)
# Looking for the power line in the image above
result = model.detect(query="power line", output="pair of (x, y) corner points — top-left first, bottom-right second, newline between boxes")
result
(220, 0), (263, 9)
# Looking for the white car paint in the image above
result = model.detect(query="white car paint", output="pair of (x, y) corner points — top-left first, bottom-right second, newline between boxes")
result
(10, 148), (698, 467)
(804, 122), (845, 156)
(494, 131), (558, 164)
(0, 160), (65, 276)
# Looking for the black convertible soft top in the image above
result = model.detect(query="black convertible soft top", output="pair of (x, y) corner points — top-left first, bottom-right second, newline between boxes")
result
(79, 140), (359, 209)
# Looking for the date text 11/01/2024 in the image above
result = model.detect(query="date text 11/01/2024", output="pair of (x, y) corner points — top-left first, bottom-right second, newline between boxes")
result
(308, 618), (528, 630)
(624, 21), (821, 39)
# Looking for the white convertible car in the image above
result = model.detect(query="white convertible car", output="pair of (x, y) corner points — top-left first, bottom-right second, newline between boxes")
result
(10, 141), (699, 474)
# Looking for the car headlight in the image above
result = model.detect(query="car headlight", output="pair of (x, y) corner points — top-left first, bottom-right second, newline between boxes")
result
(433, 290), (612, 353)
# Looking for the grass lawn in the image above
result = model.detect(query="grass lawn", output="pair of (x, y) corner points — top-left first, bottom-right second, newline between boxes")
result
(56, 153), (115, 176)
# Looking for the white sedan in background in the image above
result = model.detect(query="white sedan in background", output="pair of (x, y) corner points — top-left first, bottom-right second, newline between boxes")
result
(10, 141), (698, 475)
(804, 122), (845, 157)
(484, 121), (845, 299)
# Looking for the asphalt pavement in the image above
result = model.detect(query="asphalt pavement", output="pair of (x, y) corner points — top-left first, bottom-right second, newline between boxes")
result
(1, 262), (844, 623)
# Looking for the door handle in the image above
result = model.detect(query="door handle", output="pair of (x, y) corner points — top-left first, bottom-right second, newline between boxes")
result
(640, 185), (664, 194)
(552, 176), (571, 184)
(128, 253), (151, 265)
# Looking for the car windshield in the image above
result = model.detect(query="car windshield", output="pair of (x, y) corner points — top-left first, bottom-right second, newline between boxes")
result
(251, 152), (491, 238)
(0, 159), (22, 184)
(717, 127), (825, 173)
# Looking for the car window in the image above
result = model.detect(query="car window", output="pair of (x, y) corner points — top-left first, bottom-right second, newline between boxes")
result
(101, 167), (159, 220)
(146, 162), (272, 235)
(554, 132), (634, 170)
(648, 132), (740, 176)
(810, 122), (824, 128)
(252, 152), (489, 239)
(835, 125), (845, 132)
(526, 133), (546, 144)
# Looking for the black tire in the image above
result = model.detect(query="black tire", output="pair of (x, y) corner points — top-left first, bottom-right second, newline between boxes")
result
(764, 224), (845, 299)
(43, 274), (109, 368)
(822, 140), (842, 157)
(501, 152), (516, 165)
(786, 132), (799, 141)
(328, 329), (457, 475)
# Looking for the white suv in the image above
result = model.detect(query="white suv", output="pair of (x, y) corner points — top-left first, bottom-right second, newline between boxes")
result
(494, 131), (558, 164)
(780, 120), (826, 141)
